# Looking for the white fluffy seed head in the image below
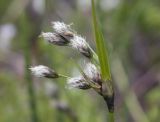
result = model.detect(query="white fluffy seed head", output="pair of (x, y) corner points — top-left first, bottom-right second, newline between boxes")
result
(29, 65), (51, 77)
(52, 21), (72, 34)
(41, 32), (69, 46)
(70, 35), (92, 58)
(70, 35), (87, 49)
(41, 32), (54, 42)
(42, 21), (92, 57)
(66, 76), (90, 89)
(84, 62), (100, 82)
(29, 65), (58, 78)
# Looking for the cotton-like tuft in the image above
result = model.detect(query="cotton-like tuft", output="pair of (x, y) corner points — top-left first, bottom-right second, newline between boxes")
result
(52, 21), (72, 34)
(41, 32), (69, 46)
(66, 76), (90, 89)
(70, 35), (92, 58)
(29, 65), (58, 78)
(84, 62), (101, 83)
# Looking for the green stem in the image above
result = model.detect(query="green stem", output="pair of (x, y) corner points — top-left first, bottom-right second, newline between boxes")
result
(108, 113), (114, 122)
(24, 37), (38, 122)
(59, 74), (72, 79)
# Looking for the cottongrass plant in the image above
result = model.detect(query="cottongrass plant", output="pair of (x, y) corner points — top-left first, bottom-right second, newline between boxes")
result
(30, 21), (114, 113)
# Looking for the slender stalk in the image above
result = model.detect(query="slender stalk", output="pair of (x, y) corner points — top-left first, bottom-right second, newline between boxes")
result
(58, 74), (72, 79)
(24, 38), (38, 122)
(88, 44), (99, 62)
(108, 113), (114, 122)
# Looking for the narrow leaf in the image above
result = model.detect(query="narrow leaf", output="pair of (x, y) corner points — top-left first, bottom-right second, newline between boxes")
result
(91, 0), (111, 80)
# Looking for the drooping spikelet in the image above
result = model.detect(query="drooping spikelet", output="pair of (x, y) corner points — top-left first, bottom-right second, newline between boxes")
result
(49, 21), (92, 58)
(84, 62), (101, 84)
(29, 65), (58, 78)
(70, 35), (92, 58)
(66, 76), (91, 89)
(41, 32), (70, 46)
(51, 21), (73, 34)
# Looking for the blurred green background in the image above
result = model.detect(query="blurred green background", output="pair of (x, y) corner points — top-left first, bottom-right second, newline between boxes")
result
(0, 0), (160, 122)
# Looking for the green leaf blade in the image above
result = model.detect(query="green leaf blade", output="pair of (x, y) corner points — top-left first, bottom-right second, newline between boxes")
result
(91, 0), (111, 81)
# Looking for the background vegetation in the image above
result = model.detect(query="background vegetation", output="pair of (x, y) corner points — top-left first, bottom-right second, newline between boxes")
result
(0, 0), (160, 122)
